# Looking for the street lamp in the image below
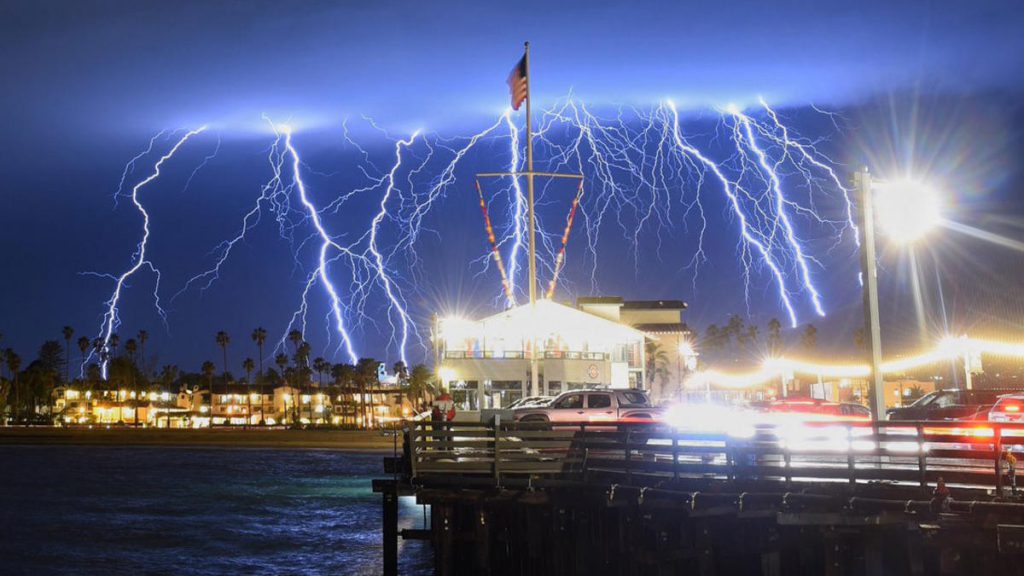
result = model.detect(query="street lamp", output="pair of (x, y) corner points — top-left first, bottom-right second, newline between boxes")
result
(854, 168), (941, 419)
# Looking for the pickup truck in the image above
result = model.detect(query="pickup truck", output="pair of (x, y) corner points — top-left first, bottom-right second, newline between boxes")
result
(887, 388), (1019, 421)
(512, 389), (659, 423)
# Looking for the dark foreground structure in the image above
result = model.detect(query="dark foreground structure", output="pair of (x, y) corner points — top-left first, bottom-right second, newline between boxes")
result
(375, 419), (1024, 575)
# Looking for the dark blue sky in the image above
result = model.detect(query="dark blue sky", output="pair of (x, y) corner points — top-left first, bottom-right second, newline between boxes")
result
(2, 0), (1023, 371)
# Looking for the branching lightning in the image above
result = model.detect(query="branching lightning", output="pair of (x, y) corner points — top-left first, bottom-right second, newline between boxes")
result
(91, 127), (208, 377)
(96, 94), (859, 367)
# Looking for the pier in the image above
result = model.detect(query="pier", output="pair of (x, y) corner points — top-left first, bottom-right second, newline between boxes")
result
(375, 418), (1024, 574)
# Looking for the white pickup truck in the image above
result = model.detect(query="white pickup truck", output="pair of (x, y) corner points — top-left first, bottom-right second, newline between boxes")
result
(512, 389), (660, 423)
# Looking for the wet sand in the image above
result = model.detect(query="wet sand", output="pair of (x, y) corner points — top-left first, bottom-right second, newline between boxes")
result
(0, 427), (402, 450)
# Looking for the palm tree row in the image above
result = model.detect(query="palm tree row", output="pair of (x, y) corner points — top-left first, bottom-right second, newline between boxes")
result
(2, 325), (435, 428)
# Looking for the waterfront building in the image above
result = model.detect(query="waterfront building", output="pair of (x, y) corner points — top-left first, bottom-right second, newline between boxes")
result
(434, 298), (657, 410)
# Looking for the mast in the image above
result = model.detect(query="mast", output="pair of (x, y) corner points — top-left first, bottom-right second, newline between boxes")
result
(525, 41), (540, 398)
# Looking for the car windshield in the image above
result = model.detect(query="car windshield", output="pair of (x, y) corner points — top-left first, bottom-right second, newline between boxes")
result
(908, 391), (942, 407)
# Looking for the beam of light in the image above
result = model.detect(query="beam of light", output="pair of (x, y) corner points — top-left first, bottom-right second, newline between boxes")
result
(92, 126), (208, 377)
(732, 109), (826, 317)
(940, 219), (1024, 252)
(686, 336), (1024, 390)
(908, 248), (929, 344)
(665, 100), (799, 327)
(368, 132), (419, 367)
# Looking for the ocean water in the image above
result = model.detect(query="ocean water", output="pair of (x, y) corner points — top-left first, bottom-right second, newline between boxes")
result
(0, 446), (432, 575)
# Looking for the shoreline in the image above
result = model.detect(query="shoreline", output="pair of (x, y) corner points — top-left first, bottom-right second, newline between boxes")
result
(0, 427), (403, 451)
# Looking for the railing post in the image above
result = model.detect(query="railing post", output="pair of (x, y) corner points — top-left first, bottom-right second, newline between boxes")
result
(409, 423), (418, 479)
(493, 415), (501, 486)
(625, 425), (632, 485)
(916, 424), (927, 490)
(672, 431), (680, 482)
(847, 424), (856, 486)
(995, 424), (1003, 497)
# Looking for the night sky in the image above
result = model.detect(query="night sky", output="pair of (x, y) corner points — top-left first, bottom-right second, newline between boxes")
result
(2, 0), (1023, 372)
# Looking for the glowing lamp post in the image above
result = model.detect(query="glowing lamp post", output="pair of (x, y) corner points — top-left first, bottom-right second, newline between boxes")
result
(855, 169), (941, 419)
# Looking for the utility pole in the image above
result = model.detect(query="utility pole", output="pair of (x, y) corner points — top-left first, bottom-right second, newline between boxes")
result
(855, 168), (887, 419)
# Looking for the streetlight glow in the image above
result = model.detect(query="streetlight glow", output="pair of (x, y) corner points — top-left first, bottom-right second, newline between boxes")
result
(874, 179), (941, 244)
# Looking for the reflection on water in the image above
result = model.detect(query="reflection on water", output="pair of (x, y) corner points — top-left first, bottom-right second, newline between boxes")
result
(0, 446), (431, 575)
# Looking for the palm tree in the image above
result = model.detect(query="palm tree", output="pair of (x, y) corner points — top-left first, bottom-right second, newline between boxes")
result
(251, 327), (267, 423)
(137, 330), (148, 379)
(355, 359), (380, 429)
(62, 326), (74, 384)
(6, 350), (22, 423)
(313, 357), (327, 388)
(201, 360), (215, 426)
(242, 358), (255, 429)
(644, 341), (670, 399)
(275, 353), (289, 424)
(408, 364), (433, 414)
(287, 330), (303, 353)
(124, 338), (139, 426)
(109, 334), (120, 358)
(77, 336), (89, 372)
(295, 342), (312, 421)
(801, 324), (818, 351)
(332, 363), (356, 426)
(392, 361), (408, 416)
(766, 318), (782, 356)
(215, 331), (230, 376)
(853, 328), (866, 350)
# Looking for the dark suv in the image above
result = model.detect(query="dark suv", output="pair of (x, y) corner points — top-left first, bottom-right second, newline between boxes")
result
(887, 388), (1021, 421)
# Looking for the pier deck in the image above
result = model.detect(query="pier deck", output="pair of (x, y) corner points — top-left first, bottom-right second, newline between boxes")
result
(375, 419), (1024, 574)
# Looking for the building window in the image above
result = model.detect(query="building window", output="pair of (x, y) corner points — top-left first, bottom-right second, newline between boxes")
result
(546, 381), (562, 396)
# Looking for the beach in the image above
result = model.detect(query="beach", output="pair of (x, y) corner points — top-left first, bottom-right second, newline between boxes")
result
(0, 427), (403, 450)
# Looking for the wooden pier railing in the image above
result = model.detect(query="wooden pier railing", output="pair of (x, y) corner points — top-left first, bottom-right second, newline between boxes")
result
(405, 418), (1024, 495)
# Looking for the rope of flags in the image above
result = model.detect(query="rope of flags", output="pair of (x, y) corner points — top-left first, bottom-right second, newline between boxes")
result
(546, 179), (584, 299)
(475, 179), (515, 306)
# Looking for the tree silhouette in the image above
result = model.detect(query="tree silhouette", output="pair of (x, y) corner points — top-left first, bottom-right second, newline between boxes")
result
(251, 327), (267, 423)
(766, 318), (782, 356)
(215, 331), (230, 376)
(242, 357), (255, 428)
(61, 326), (74, 384)
(801, 324), (818, 351)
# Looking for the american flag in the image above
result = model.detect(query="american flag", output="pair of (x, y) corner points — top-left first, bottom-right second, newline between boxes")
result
(507, 54), (528, 111)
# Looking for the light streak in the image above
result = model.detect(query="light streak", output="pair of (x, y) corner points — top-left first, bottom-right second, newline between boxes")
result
(93, 126), (208, 377)
(686, 336), (1024, 390)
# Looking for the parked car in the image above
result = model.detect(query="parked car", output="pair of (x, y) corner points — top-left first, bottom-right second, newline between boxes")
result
(756, 398), (871, 422)
(513, 389), (658, 423)
(887, 388), (1021, 421)
(988, 393), (1024, 423)
(507, 396), (552, 410)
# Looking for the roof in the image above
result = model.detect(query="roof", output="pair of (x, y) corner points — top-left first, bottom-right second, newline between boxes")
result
(576, 296), (624, 305)
(621, 300), (688, 310)
(632, 322), (690, 334)
(477, 299), (649, 341)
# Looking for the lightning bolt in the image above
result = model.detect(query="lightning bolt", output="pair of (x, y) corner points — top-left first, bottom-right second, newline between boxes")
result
(92, 126), (208, 377)
(368, 132), (420, 366)
(98, 94), (859, 368)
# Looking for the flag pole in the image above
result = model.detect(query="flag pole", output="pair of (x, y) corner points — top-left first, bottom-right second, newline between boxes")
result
(524, 41), (540, 398)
